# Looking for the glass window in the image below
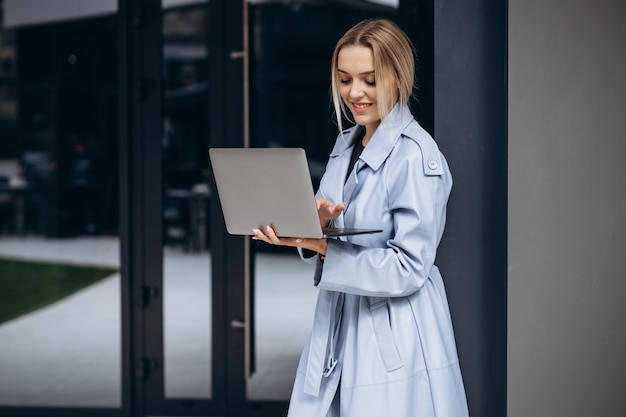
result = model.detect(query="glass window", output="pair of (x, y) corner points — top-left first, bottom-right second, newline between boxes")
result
(161, 2), (212, 400)
(0, 11), (121, 408)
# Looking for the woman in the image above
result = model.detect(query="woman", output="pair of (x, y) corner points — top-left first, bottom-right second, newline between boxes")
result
(253, 18), (469, 417)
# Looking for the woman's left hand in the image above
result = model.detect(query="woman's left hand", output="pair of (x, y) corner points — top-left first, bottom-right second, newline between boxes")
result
(252, 226), (327, 256)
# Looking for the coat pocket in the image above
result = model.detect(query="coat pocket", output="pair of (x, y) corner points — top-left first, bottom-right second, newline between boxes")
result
(367, 297), (404, 372)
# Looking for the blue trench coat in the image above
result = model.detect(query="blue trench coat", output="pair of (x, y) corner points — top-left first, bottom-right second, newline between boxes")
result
(287, 105), (469, 417)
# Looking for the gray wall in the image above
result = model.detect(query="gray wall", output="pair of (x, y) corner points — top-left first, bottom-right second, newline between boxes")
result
(508, 0), (626, 415)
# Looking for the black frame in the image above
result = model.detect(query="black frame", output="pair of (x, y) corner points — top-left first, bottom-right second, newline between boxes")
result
(119, 0), (161, 416)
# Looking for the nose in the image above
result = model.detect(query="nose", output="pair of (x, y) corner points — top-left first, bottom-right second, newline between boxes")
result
(349, 80), (365, 100)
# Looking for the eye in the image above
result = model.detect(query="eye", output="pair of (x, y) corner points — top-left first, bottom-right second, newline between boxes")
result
(365, 78), (376, 86)
(340, 78), (351, 84)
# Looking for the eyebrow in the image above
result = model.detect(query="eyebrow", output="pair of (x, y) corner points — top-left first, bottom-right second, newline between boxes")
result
(338, 69), (375, 76)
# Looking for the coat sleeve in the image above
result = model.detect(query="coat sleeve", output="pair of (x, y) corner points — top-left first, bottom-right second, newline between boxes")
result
(316, 145), (450, 297)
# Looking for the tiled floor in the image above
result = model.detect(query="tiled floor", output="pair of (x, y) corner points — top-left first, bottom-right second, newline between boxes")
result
(0, 237), (317, 407)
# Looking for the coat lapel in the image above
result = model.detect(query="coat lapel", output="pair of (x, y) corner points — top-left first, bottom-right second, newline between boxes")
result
(343, 164), (359, 207)
(325, 127), (359, 229)
(341, 104), (414, 208)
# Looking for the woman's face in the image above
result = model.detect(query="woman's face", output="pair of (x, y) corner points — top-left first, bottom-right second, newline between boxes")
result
(337, 45), (398, 134)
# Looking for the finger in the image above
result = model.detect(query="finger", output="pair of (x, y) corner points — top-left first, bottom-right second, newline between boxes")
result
(252, 228), (265, 241)
(252, 228), (273, 243)
(324, 202), (345, 219)
(315, 198), (332, 210)
(265, 225), (281, 244)
(334, 202), (346, 214)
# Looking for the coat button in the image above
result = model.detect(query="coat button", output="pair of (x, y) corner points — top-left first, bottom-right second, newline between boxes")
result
(428, 159), (438, 170)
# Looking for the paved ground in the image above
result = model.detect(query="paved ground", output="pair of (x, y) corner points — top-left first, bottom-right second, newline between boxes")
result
(0, 237), (317, 407)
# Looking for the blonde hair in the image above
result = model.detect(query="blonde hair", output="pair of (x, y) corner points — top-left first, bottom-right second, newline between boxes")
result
(330, 18), (416, 133)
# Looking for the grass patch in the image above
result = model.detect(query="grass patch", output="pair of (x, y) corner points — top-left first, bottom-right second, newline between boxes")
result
(0, 257), (118, 325)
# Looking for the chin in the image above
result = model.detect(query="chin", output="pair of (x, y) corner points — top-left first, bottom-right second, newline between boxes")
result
(353, 115), (378, 126)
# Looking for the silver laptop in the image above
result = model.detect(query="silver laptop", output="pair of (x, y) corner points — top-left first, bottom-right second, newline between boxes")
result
(208, 148), (382, 238)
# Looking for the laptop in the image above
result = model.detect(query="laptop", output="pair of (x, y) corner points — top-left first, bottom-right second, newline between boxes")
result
(208, 148), (383, 238)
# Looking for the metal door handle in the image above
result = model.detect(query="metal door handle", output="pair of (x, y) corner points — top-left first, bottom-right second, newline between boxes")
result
(230, 319), (246, 329)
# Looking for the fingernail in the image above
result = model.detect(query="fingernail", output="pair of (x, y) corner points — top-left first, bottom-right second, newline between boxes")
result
(252, 229), (259, 234)
(266, 225), (271, 233)
(295, 239), (302, 243)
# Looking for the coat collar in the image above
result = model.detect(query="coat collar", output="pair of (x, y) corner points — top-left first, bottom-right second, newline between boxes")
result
(329, 104), (415, 171)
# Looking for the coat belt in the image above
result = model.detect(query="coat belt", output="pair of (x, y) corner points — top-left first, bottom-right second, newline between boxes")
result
(303, 290), (344, 396)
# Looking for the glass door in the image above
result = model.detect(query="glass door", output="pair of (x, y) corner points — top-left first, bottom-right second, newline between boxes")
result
(0, 8), (127, 416)
(161, 2), (213, 402)
(135, 2), (399, 416)
(137, 1), (223, 416)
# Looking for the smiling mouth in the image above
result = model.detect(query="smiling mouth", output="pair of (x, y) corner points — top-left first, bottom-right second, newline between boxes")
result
(352, 102), (371, 112)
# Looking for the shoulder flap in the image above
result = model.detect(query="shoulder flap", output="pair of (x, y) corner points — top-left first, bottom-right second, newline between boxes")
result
(401, 121), (444, 176)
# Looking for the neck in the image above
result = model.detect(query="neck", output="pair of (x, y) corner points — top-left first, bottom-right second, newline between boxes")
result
(362, 121), (381, 146)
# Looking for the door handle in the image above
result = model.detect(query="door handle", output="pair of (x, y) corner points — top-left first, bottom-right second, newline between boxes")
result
(230, 51), (245, 60)
(230, 319), (246, 329)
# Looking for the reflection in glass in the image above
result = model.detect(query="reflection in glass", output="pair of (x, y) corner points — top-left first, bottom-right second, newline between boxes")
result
(0, 238), (121, 407)
(161, 3), (212, 399)
(248, 251), (317, 400)
(0, 12), (121, 407)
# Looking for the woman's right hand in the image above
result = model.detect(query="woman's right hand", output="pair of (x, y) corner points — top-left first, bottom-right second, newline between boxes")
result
(316, 198), (346, 227)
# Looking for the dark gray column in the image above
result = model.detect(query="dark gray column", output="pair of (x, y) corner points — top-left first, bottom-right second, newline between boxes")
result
(433, 1), (508, 416)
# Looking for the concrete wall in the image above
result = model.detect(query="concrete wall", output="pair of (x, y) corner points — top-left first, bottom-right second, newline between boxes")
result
(508, 0), (626, 415)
